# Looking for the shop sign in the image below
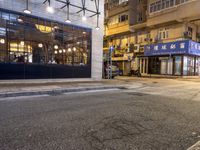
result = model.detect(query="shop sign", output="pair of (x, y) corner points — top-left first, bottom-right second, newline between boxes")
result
(144, 40), (189, 56)
(189, 41), (200, 56)
(144, 40), (200, 56)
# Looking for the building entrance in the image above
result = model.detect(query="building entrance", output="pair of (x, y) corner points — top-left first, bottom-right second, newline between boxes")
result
(140, 58), (148, 75)
(160, 58), (173, 75)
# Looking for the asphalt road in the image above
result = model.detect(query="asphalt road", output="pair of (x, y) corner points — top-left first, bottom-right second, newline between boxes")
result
(1, 79), (200, 150)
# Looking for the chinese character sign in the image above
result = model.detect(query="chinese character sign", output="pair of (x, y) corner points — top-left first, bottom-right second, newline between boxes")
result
(144, 40), (190, 56)
(189, 41), (200, 56)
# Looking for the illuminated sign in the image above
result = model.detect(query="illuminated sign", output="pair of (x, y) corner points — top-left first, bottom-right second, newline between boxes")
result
(35, 24), (52, 33)
(144, 40), (200, 56)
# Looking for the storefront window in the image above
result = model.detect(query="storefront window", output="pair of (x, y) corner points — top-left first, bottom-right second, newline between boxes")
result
(195, 58), (200, 76)
(183, 56), (195, 76)
(0, 10), (91, 66)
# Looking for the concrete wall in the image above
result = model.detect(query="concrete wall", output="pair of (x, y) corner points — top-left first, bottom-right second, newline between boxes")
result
(0, 0), (104, 80)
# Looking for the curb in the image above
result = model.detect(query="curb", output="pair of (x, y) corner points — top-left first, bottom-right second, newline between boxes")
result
(0, 86), (123, 98)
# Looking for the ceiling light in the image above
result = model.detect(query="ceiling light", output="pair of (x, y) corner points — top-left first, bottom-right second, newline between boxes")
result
(68, 48), (72, 52)
(0, 39), (5, 44)
(54, 25), (59, 29)
(63, 49), (66, 53)
(17, 18), (23, 22)
(73, 47), (76, 51)
(59, 49), (62, 53)
(65, 19), (71, 23)
(24, 0), (31, 14)
(46, 6), (54, 13)
(54, 45), (58, 49)
(54, 50), (58, 54)
(95, 26), (100, 30)
(24, 9), (32, 14)
(82, 15), (87, 21)
(38, 43), (43, 48)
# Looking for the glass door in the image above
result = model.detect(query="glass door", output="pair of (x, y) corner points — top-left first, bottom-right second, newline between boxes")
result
(174, 56), (182, 76)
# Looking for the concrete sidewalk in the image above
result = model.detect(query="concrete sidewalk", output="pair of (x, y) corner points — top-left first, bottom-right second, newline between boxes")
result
(0, 79), (123, 98)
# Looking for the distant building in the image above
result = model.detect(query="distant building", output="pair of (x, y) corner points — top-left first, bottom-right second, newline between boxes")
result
(104, 0), (200, 76)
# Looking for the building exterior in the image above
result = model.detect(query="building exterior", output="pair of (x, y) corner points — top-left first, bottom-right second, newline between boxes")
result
(104, 0), (200, 76)
(0, 0), (104, 80)
(142, 0), (200, 76)
(104, 0), (148, 75)
(104, 0), (132, 76)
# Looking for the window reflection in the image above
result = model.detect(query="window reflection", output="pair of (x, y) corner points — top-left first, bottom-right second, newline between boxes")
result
(0, 10), (91, 66)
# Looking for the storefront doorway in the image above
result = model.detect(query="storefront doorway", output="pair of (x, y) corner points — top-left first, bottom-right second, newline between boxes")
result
(140, 58), (148, 75)
(160, 58), (173, 75)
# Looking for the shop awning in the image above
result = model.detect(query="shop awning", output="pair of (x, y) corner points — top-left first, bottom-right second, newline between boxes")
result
(144, 40), (200, 57)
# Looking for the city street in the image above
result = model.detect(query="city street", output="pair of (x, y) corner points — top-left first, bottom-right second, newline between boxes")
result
(0, 77), (200, 150)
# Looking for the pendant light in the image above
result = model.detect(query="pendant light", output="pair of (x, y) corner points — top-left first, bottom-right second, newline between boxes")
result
(24, 0), (32, 14)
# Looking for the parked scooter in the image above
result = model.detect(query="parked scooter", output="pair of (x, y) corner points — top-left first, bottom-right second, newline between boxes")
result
(128, 68), (142, 77)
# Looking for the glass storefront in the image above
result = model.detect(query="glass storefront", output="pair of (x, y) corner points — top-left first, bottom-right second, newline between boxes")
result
(146, 55), (200, 76)
(0, 9), (92, 79)
(183, 56), (195, 76)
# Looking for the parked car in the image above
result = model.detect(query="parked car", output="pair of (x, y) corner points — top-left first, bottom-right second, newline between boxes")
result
(105, 65), (119, 79)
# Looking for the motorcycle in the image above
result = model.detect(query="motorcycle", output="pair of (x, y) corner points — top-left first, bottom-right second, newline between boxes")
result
(128, 69), (142, 77)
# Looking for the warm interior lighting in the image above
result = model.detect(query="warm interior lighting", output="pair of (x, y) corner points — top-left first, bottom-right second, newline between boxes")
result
(63, 49), (66, 53)
(54, 45), (58, 49)
(68, 48), (72, 52)
(73, 47), (76, 51)
(54, 50), (58, 54)
(0, 38), (5, 44)
(59, 49), (62, 53)
(38, 43), (43, 48)
(20, 41), (25, 46)
(10, 42), (32, 52)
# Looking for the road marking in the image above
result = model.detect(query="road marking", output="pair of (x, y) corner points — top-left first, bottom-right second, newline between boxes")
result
(187, 141), (200, 150)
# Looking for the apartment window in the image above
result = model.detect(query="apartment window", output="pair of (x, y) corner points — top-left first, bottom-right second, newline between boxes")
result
(108, 0), (128, 9)
(158, 28), (169, 40)
(149, 0), (190, 13)
(118, 14), (128, 23)
(137, 12), (143, 22)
